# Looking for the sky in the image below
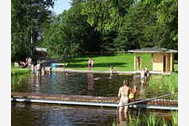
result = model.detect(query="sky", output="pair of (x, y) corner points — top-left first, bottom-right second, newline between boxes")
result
(52, 0), (71, 15)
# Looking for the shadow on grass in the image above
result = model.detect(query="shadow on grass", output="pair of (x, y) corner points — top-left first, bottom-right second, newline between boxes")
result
(66, 59), (88, 63)
(68, 62), (127, 68)
(65, 54), (118, 63)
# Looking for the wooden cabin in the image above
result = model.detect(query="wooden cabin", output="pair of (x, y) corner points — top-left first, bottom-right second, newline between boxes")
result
(35, 47), (48, 58)
(128, 48), (177, 73)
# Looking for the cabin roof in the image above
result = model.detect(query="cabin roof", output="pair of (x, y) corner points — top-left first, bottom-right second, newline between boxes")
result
(35, 47), (47, 52)
(128, 47), (177, 53)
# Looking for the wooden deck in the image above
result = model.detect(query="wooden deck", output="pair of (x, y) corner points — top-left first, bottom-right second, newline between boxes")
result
(12, 92), (177, 110)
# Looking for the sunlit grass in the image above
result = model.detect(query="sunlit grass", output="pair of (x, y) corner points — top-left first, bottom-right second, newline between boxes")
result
(11, 66), (31, 75)
(65, 53), (152, 71)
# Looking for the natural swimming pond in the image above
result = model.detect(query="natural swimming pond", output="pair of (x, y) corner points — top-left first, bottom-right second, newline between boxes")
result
(11, 72), (176, 99)
(12, 72), (142, 97)
(11, 72), (177, 126)
(12, 103), (175, 126)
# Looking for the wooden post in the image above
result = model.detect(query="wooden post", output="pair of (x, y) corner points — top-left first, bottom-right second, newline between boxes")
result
(151, 53), (153, 71)
(170, 53), (174, 72)
(134, 55), (136, 70)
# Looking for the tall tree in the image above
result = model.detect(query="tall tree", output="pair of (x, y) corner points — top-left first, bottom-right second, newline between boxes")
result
(11, 0), (55, 61)
(42, 2), (102, 58)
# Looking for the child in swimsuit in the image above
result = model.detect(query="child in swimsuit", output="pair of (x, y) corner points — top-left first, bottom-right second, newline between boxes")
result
(129, 85), (137, 102)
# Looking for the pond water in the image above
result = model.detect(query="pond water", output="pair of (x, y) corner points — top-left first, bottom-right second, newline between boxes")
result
(12, 103), (172, 126)
(12, 72), (143, 97)
(12, 72), (176, 126)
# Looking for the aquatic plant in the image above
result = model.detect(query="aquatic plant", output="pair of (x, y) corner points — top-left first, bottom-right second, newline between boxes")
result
(147, 73), (178, 99)
(11, 73), (31, 92)
(171, 112), (178, 126)
(145, 114), (160, 126)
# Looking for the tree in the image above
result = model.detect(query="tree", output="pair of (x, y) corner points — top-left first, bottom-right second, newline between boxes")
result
(41, 0), (178, 58)
(156, 0), (178, 49)
(42, 3), (102, 58)
(114, 2), (157, 50)
(11, 0), (55, 61)
(114, 0), (177, 50)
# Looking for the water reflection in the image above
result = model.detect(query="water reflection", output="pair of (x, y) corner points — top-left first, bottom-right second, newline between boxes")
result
(31, 74), (41, 93)
(12, 103), (172, 126)
(117, 111), (128, 126)
(12, 72), (132, 97)
(12, 103), (117, 126)
(12, 72), (153, 98)
(87, 73), (95, 95)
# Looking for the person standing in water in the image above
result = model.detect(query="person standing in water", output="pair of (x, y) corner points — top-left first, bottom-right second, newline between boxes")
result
(144, 67), (150, 82)
(129, 85), (137, 102)
(140, 68), (145, 85)
(118, 80), (131, 114)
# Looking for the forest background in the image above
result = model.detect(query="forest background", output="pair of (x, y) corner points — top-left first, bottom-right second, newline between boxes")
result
(11, 0), (177, 61)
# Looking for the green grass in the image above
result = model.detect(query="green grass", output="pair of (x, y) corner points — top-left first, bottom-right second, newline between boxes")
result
(65, 53), (152, 71)
(11, 67), (31, 75)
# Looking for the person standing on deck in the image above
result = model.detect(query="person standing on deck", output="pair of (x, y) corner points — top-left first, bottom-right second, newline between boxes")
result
(118, 80), (131, 114)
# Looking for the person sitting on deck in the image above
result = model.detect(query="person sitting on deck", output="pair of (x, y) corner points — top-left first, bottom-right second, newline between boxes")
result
(118, 80), (131, 114)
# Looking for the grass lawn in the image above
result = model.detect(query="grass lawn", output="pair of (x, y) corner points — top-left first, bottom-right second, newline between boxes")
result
(66, 53), (152, 71)
(11, 67), (31, 75)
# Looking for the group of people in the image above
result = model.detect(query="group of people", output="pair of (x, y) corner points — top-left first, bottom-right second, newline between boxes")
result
(117, 68), (150, 124)
(118, 80), (137, 114)
(31, 63), (52, 76)
(117, 80), (137, 124)
(16, 57), (32, 68)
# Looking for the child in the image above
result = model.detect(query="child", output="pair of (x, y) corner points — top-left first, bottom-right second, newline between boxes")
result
(129, 85), (137, 102)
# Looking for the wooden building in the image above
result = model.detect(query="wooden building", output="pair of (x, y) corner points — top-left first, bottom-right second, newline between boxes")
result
(35, 47), (48, 58)
(128, 48), (177, 73)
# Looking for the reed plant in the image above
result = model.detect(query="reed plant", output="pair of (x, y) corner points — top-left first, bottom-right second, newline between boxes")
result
(171, 112), (178, 126)
(147, 73), (178, 99)
(11, 73), (31, 91)
(133, 114), (161, 126)
(111, 112), (177, 126)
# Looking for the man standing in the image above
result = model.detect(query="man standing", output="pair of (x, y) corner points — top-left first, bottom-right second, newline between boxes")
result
(118, 80), (130, 114)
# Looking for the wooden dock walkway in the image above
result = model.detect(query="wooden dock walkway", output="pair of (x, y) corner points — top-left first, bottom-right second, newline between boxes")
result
(12, 92), (177, 110)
